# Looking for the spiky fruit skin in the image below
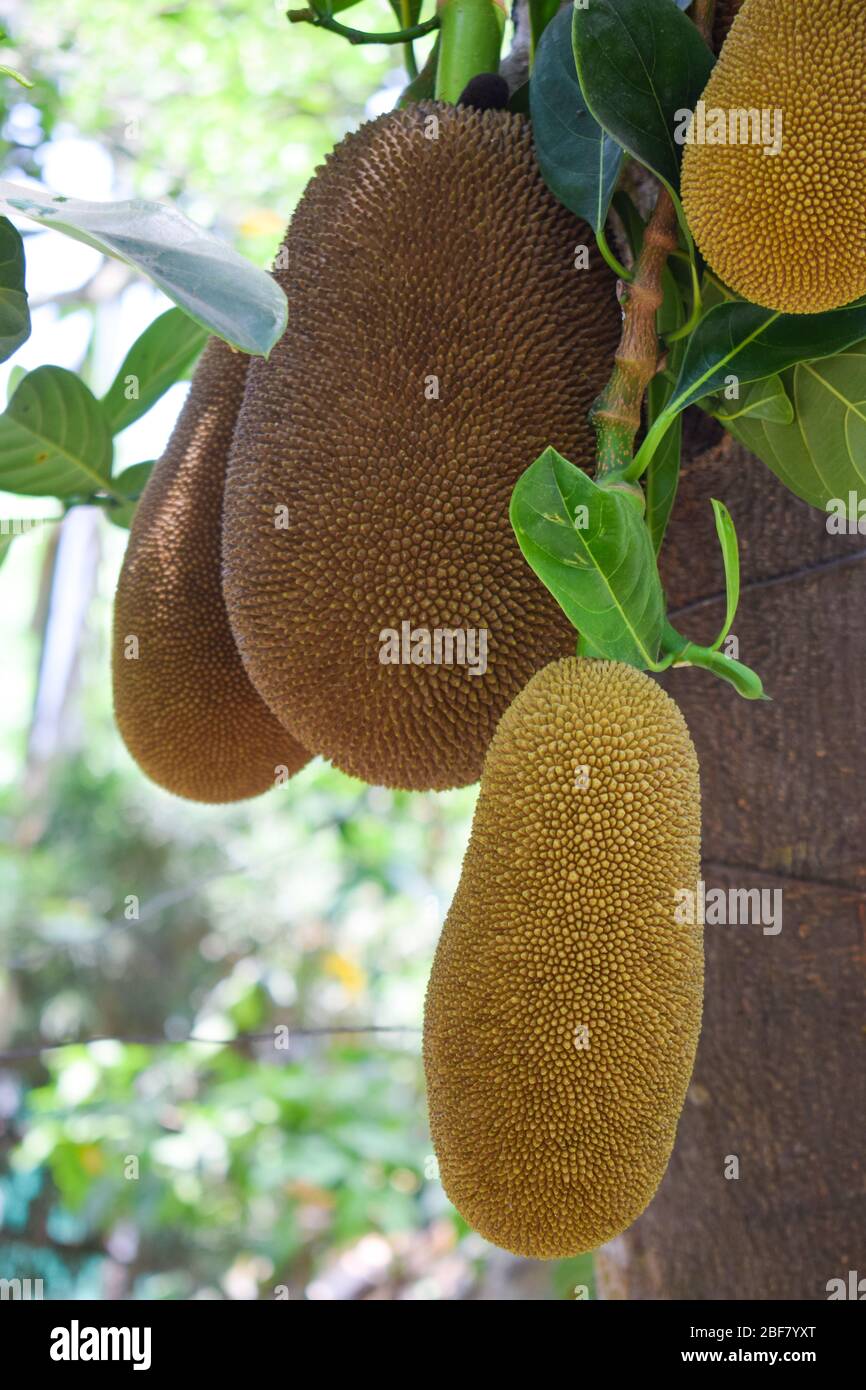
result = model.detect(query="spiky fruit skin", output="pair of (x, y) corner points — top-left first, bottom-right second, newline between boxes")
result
(112, 338), (308, 803)
(423, 659), (702, 1259)
(222, 103), (620, 792)
(682, 0), (866, 314)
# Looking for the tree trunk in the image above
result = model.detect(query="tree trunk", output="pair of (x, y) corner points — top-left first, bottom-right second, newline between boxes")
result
(596, 428), (866, 1300)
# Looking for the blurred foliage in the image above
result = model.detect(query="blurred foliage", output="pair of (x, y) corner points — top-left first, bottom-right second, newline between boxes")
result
(0, 0), (583, 1300)
(1, 0), (405, 260)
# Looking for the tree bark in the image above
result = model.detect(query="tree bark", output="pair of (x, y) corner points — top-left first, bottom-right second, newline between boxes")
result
(596, 429), (866, 1300)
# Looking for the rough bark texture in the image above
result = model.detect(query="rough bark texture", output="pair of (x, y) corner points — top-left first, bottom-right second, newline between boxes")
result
(596, 427), (866, 1300)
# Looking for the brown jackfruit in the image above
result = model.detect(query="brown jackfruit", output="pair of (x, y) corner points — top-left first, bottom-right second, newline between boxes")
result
(222, 103), (620, 792)
(423, 658), (702, 1259)
(113, 338), (308, 802)
(682, 0), (866, 314)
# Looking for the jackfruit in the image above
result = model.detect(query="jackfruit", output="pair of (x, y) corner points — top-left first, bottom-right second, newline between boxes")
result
(113, 337), (308, 802)
(682, 0), (866, 314)
(222, 102), (620, 792)
(423, 658), (702, 1259)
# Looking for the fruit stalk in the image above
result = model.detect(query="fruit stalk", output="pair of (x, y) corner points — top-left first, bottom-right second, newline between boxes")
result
(434, 0), (506, 103)
(590, 190), (679, 479)
(691, 0), (716, 43)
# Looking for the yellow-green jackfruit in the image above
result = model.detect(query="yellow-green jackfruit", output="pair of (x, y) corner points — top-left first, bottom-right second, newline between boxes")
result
(423, 658), (703, 1258)
(682, 0), (866, 314)
(113, 338), (308, 802)
(222, 102), (620, 792)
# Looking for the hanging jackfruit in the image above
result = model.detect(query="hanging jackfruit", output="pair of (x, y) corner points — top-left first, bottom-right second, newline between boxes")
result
(222, 102), (620, 791)
(424, 658), (703, 1258)
(113, 338), (308, 802)
(682, 0), (866, 314)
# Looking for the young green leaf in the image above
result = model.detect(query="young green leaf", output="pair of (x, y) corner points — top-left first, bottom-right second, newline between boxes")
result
(701, 373), (794, 425)
(0, 181), (287, 357)
(0, 366), (115, 498)
(661, 620), (767, 700)
(572, 0), (714, 192)
(530, 8), (624, 233)
(679, 645), (768, 700)
(720, 344), (866, 515)
(102, 308), (206, 434)
(0, 216), (30, 363)
(510, 446), (665, 668)
(709, 499), (739, 650)
(633, 299), (866, 477)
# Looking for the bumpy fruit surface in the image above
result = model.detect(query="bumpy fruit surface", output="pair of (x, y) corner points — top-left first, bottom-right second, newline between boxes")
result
(113, 338), (308, 802)
(682, 0), (866, 314)
(424, 658), (703, 1258)
(222, 103), (620, 791)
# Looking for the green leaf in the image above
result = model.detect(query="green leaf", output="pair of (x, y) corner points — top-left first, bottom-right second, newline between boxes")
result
(572, 0), (714, 192)
(530, 8), (624, 232)
(0, 216), (30, 363)
(661, 620), (767, 700)
(709, 499), (739, 650)
(528, 0), (561, 54)
(720, 345), (866, 515)
(702, 372), (794, 425)
(0, 367), (114, 498)
(511, 447), (665, 668)
(665, 300), (866, 414)
(102, 308), (206, 434)
(680, 646), (768, 700)
(102, 461), (155, 530)
(0, 181), (287, 357)
(636, 300), (866, 475)
(645, 412), (681, 554)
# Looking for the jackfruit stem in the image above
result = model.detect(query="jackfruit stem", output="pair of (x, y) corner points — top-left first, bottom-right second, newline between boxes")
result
(435, 0), (505, 103)
(590, 189), (680, 479)
(690, 0), (716, 45)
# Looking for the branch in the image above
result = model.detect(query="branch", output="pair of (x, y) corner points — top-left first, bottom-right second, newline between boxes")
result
(690, 0), (716, 45)
(590, 190), (680, 478)
(0, 1025), (420, 1064)
(286, 6), (440, 45)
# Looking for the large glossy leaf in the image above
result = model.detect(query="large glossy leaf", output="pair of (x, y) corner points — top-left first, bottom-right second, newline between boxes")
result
(668, 301), (866, 411)
(703, 372), (794, 425)
(0, 215), (30, 362)
(102, 308), (206, 434)
(572, 0), (714, 191)
(511, 447), (665, 667)
(530, 8), (624, 232)
(0, 181), (287, 357)
(636, 300), (866, 473)
(0, 366), (114, 497)
(722, 345), (866, 513)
